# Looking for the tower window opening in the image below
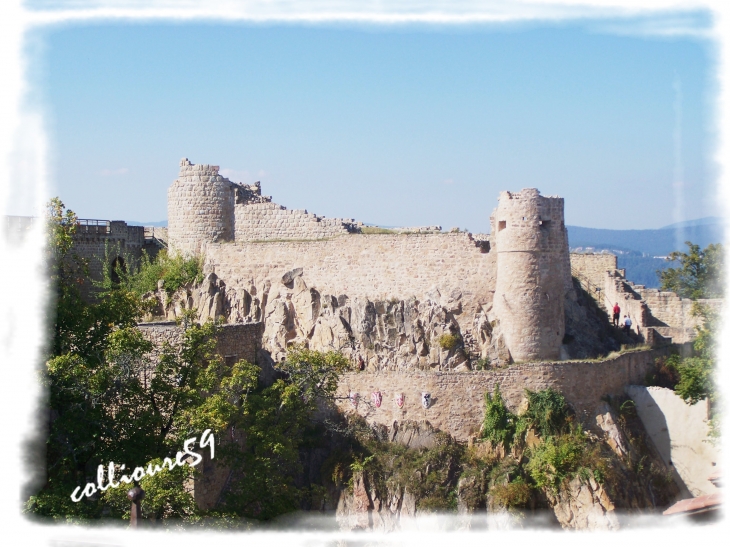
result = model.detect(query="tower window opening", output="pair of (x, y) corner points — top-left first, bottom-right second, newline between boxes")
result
(498, 221), (506, 231)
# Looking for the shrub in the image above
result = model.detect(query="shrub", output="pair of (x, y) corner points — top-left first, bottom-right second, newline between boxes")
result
(520, 388), (571, 438)
(360, 226), (396, 234)
(645, 355), (680, 389)
(438, 333), (460, 351)
(524, 430), (609, 494)
(124, 250), (204, 296)
(490, 477), (531, 508)
(481, 384), (517, 448)
(524, 433), (585, 493)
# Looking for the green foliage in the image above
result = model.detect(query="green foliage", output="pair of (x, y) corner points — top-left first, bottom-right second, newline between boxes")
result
(101, 459), (198, 522)
(34, 200), (352, 525)
(437, 333), (460, 351)
(360, 226), (396, 234)
(490, 477), (531, 508)
(658, 241), (724, 299)
(123, 249), (204, 296)
(663, 307), (717, 406)
(481, 384), (518, 448)
(47, 197), (79, 259)
(276, 345), (351, 406)
(524, 431), (592, 493)
(519, 388), (571, 438)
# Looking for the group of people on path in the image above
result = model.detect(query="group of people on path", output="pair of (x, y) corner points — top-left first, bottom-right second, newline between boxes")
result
(612, 302), (633, 335)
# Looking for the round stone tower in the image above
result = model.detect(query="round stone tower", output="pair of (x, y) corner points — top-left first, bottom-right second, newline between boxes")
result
(491, 188), (570, 362)
(168, 158), (235, 256)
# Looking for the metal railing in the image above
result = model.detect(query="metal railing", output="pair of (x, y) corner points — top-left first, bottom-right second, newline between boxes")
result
(76, 219), (111, 235)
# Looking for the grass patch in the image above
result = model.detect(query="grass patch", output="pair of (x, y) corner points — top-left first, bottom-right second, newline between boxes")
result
(360, 226), (396, 234)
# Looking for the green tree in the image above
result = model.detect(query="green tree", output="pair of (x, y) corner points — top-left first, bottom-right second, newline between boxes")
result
(658, 241), (724, 299)
(31, 200), (350, 524)
(666, 304), (717, 406)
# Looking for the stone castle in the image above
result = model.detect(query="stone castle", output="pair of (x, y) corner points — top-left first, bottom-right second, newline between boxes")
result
(165, 158), (575, 364)
(27, 157), (718, 515)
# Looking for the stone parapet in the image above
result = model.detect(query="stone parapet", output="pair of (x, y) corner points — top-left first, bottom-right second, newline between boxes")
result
(336, 348), (669, 442)
(204, 232), (495, 318)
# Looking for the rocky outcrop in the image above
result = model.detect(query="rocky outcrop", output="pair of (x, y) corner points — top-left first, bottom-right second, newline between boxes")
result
(335, 473), (417, 532)
(144, 272), (512, 370)
(547, 472), (619, 530)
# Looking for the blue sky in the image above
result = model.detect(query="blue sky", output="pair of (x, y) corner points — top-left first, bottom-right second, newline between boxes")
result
(34, 15), (715, 231)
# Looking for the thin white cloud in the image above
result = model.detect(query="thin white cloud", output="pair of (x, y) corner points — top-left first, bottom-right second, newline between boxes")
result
(443, 178), (456, 185)
(219, 168), (251, 182)
(589, 12), (713, 38)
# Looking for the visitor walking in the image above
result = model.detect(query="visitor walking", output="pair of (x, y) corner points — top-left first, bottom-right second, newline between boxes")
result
(612, 302), (621, 327)
(623, 314), (632, 335)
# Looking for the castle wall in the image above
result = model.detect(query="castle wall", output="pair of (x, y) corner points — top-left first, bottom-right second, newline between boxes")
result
(138, 322), (262, 367)
(233, 201), (357, 241)
(204, 232), (495, 316)
(490, 189), (570, 362)
(71, 220), (145, 298)
(570, 252), (618, 305)
(621, 283), (721, 343)
(336, 348), (669, 442)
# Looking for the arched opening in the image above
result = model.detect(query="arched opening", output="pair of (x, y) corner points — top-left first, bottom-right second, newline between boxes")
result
(111, 256), (126, 284)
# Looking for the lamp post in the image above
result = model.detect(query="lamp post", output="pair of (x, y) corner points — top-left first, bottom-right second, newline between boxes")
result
(127, 485), (145, 528)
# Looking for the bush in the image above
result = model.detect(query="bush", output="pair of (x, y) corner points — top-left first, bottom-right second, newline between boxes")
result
(524, 433), (585, 493)
(645, 355), (680, 389)
(481, 384), (517, 448)
(490, 477), (531, 508)
(438, 333), (460, 351)
(520, 388), (571, 438)
(524, 430), (609, 494)
(124, 250), (204, 296)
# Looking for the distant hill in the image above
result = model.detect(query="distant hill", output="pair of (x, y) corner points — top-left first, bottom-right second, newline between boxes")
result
(567, 222), (724, 257)
(661, 216), (725, 229)
(567, 219), (725, 288)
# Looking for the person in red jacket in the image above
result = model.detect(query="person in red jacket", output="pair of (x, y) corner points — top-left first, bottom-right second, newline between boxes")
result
(612, 302), (621, 327)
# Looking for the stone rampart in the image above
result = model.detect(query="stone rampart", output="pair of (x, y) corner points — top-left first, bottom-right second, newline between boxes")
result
(570, 253), (617, 304)
(71, 220), (145, 298)
(233, 201), (360, 241)
(138, 322), (262, 367)
(336, 348), (668, 441)
(204, 232), (494, 316)
(168, 159), (236, 256)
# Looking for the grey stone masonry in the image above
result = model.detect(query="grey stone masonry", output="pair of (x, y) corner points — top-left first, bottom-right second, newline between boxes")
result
(168, 159), (237, 256)
(234, 200), (362, 241)
(71, 219), (145, 299)
(168, 159), (364, 253)
(490, 189), (571, 362)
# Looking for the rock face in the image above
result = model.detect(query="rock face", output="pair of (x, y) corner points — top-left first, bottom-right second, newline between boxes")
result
(146, 271), (513, 370)
(547, 473), (619, 530)
(335, 473), (417, 532)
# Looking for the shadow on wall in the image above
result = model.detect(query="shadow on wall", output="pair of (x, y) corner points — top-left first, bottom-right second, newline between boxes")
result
(625, 385), (717, 499)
